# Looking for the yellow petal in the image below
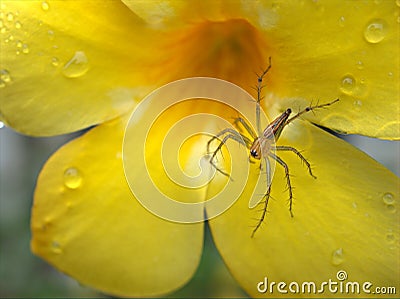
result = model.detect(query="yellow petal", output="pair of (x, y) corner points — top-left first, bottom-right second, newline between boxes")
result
(208, 120), (399, 297)
(0, 1), (155, 136)
(31, 115), (203, 297)
(254, 0), (399, 139)
(123, 0), (399, 139)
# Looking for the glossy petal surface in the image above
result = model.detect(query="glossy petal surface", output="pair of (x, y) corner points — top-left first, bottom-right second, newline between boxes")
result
(0, 1), (154, 136)
(208, 120), (399, 297)
(31, 116), (203, 297)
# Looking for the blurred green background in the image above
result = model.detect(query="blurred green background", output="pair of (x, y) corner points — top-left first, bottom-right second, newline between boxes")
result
(0, 124), (398, 298)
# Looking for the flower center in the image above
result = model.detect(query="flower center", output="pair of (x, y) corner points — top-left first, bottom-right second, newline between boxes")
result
(160, 19), (271, 90)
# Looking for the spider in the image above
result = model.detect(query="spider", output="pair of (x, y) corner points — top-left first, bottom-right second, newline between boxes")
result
(207, 57), (339, 237)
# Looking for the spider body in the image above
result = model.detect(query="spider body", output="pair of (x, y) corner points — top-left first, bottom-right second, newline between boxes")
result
(207, 57), (339, 237)
(249, 108), (292, 160)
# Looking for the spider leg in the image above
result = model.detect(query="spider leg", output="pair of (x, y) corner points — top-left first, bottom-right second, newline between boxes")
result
(270, 153), (294, 218)
(207, 128), (251, 153)
(255, 57), (272, 135)
(233, 117), (257, 140)
(208, 131), (248, 179)
(286, 98), (339, 125)
(251, 185), (271, 238)
(274, 145), (316, 179)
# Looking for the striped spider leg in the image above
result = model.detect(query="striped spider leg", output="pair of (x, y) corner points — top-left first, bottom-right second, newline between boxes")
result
(207, 57), (339, 237)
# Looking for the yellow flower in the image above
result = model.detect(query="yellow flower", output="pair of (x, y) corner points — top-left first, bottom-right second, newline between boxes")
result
(1, 0), (399, 297)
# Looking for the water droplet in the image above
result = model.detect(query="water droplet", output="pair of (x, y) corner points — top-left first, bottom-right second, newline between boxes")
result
(16, 40), (22, 48)
(47, 30), (55, 40)
(51, 241), (62, 254)
(364, 19), (386, 43)
(386, 204), (396, 213)
(0, 26), (8, 34)
(340, 74), (356, 94)
(51, 57), (59, 67)
(338, 16), (345, 27)
(0, 69), (11, 83)
(385, 230), (395, 244)
(388, 71), (393, 78)
(15, 20), (21, 29)
(353, 99), (362, 109)
(355, 60), (364, 70)
(0, 121), (4, 129)
(382, 192), (395, 205)
(62, 51), (89, 78)
(352, 202), (357, 209)
(6, 12), (14, 22)
(396, 0), (400, 7)
(331, 248), (345, 266)
(63, 167), (82, 189)
(41, 1), (49, 11)
(21, 43), (29, 54)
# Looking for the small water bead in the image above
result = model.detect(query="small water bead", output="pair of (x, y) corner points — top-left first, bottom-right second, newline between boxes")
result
(62, 51), (89, 78)
(364, 19), (387, 43)
(15, 21), (21, 29)
(353, 99), (362, 109)
(385, 230), (395, 244)
(51, 241), (62, 254)
(340, 74), (356, 94)
(6, 12), (14, 22)
(51, 56), (59, 67)
(47, 30), (55, 40)
(386, 204), (396, 213)
(0, 69), (11, 83)
(331, 248), (345, 266)
(338, 16), (345, 27)
(382, 192), (395, 205)
(63, 167), (83, 189)
(41, 1), (50, 11)
(21, 43), (29, 54)
(355, 60), (364, 70)
(16, 40), (22, 48)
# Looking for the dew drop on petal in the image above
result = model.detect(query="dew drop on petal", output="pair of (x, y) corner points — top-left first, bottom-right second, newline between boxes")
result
(355, 60), (364, 70)
(0, 69), (11, 83)
(353, 99), (362, 110)
(385, 229), (395, 244)
(47, 30), (55, 40)
(340, 74), (356, 94)
(364, 19), (386, 43)
(15, 21), (21, 29)
(62, 51), (89, 78)
(51, 56), (59, 67)
(63, 167), (82, 189)
(382, 192), (395, 205)
(0, 121), (4, 128)
(6, 12), (14, 22)
(41, 1), (49, 11)
(386, 204), (396, 214)
(331, 248), (345, 266)
(21, 43), (29, 54)
(338, 16), (345, 27)
(51, 241), (62, 254)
